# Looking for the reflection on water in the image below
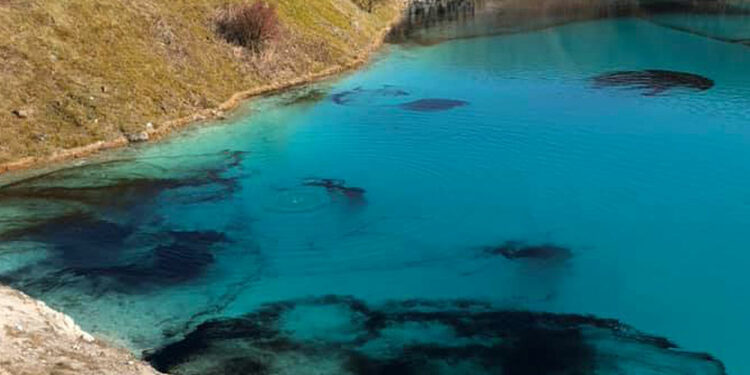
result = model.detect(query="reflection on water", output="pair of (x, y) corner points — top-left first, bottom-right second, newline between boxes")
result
(1, 1), (749, 374)
(387, 0), (750, 45)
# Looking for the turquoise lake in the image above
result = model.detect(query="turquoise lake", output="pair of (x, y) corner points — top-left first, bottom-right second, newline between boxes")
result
(1, 15), (749, 374)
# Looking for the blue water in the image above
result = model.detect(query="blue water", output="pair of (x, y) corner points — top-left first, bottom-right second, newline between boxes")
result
(1, 17), (749, 374)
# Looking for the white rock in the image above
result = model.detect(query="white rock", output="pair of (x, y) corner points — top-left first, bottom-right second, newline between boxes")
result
(11, 109), (30, 119)
(80, 332), (95, 343)
(62, 315), (75, 330)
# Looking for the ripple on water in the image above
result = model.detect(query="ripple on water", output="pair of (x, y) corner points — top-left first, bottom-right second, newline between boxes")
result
(264, 187), (332, 214)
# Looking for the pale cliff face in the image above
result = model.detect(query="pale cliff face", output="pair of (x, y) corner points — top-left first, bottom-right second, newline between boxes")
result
(0, 286), (161, 375)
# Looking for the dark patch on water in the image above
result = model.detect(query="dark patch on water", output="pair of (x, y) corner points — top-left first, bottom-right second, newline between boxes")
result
(0, 151), (248, 296)
(398, 99), (469, 112)
(0, 151), (246, 239)
(484, 241), (573, 263)
(151, 230), (228, 283)
(0, 151), (247, 211)
(145, 296), (727, 375)
(0, 211), (134, 268)
(331, 86), (410, 106)
(302, 178), (366, 204)
(592, 69), (714, 96)
(0, 229), (230, 295)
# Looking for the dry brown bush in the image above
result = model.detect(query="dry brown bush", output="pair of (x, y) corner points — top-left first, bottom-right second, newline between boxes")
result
(215, 1), (279, 51)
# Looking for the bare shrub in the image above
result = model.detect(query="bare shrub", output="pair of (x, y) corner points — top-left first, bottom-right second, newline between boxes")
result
(352, 0), (385, 13)
(215, 1), (279, 51)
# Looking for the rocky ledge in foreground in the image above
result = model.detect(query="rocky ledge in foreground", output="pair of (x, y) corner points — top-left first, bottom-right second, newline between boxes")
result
(0, 285), (160, 375)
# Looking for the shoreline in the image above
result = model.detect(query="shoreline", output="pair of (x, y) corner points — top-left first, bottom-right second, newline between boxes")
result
(0, 0), (408, 176)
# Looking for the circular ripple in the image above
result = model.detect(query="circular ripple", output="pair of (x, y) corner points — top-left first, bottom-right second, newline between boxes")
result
(264, 187), (331, 214)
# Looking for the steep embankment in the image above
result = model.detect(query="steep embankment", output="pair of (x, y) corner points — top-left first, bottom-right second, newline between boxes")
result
(0, 286), (160, 375)
(0, 0), (404, 169)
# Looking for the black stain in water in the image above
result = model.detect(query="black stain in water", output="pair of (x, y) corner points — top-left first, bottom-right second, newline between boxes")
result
(145, 296), (727, 375)
(592, 69), (714, 96)
(302, 178), (366, 203)
(0, 151), (248, 294)
(0, 212), (135, 268)
(398, 98), (469, 112)
(329, 87), (467, 113)
(484, 241), (573, 263)
(0, 229), (230, 295)
(151, 230), (228, 283)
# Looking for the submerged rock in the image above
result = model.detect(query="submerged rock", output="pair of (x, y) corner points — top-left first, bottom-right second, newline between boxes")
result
(398, 98), (468, 112)
(145, 296), (726, 375)
(592, 69), (714, 96)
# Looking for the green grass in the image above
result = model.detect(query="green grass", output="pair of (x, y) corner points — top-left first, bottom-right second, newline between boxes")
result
(0, 0), (401, 163)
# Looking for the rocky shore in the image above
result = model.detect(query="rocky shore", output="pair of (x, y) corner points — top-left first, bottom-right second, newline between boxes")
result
(0, 286), (160, 375)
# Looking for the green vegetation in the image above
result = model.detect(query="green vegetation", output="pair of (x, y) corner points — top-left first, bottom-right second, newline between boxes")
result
(0, 0), (402, 164)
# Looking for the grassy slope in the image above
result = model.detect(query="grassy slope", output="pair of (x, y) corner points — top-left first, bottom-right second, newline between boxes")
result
(0, 0), (402, 164)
